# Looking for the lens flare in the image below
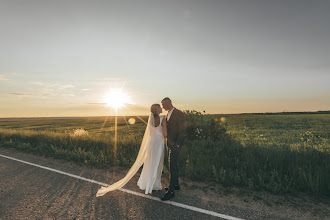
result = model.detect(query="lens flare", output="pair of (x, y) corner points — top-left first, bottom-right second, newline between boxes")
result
(220, 117), (226, 123)
(128, 118), (136, 125)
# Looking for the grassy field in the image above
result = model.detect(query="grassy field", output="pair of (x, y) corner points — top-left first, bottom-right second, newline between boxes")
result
(0, 113), (329, 196)
(216, 114), (330, 150)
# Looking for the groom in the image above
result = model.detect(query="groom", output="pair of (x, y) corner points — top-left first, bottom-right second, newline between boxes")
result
(161, 97), (186, 201)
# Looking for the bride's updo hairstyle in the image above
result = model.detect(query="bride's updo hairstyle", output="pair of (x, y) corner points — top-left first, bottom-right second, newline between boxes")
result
(150, 104), (160, 117)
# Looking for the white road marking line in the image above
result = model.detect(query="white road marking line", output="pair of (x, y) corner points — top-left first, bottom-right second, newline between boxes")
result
(0, 154), (244, 220)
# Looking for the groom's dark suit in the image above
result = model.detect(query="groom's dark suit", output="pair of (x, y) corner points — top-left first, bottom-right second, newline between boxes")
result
(166, 108), (186, 191)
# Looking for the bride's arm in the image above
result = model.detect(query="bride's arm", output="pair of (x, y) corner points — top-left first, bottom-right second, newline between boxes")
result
(162, 118), (167, 139)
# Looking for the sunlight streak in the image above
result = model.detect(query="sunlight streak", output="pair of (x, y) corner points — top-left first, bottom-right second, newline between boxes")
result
(114, 108), (118, 164)
(101, 116), (109, 130)
(136, 116), (147, 125)
(123, 115), (130, 129)
(103, 88), (133, 165)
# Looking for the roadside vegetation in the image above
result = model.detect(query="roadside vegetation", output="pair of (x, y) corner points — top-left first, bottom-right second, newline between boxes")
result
(0, 112), (329, 196)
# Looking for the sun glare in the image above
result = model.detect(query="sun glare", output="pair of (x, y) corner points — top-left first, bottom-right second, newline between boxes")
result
(104, 88), (131, 110)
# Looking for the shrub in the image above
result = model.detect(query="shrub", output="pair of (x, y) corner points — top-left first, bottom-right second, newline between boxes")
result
(184, 110), (227, 141)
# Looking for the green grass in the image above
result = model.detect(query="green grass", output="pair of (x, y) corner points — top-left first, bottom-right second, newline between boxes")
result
(217, 114), (330, 145)
(0, 114), (329, 196)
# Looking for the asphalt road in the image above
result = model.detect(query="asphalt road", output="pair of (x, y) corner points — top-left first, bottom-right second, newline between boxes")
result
(1, 147), (328, 220)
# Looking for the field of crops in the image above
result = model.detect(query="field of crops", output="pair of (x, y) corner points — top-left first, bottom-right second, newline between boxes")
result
(0, 113), (329, 196)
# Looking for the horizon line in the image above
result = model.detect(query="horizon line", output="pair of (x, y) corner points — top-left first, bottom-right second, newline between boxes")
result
(1, 110), (329, 119)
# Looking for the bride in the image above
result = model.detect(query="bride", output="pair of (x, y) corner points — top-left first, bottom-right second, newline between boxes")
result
(96, 104), (167, 196)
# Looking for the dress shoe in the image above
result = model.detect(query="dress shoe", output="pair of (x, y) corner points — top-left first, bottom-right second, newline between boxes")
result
(165, 185), (180, 191)
(161, 190), (174, 201)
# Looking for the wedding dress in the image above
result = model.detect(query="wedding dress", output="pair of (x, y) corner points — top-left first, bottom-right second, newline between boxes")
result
(96, 113), (165, 196)
(137, 116), (164, 193)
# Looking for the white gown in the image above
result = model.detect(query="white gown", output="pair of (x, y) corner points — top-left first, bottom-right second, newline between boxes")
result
(137, 117), (165, 193)
(96, 114), (165, 197)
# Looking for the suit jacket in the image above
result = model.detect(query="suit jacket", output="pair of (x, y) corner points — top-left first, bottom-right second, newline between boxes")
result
(166, 108), (186, 150)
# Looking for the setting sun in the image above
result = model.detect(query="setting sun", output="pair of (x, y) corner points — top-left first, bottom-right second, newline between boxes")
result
(104, 88), (131, 110)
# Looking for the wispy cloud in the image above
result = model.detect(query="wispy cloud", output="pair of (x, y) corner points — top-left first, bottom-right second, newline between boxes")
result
(29, 81), (75, 90)
(26, 81), (78, 101)
(10, 73), (23, 77)
(0, 73), (24, 82)
(30, 81), (44, 86)
(8, 92), (32, 96)
(0, 75), (9, 81)
(88, 103), (106, 105)
(61, 84), (74, 89)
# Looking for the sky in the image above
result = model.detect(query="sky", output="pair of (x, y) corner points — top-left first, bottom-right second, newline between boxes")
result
(0, 0), (329, 117)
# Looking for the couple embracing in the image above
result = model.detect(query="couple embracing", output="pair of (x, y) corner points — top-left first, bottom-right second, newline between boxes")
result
(96, 97), (186, 201)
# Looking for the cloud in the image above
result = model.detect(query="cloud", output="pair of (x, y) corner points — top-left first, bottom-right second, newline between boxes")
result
(30, 81), (74, 89)
(10, 73), (23, 77)
(61, 84), (74, 89)
(88, 103), (106, 105)
(30, 81), (44, 85)
(0, 73), (24, 82)
(29, 82), (75, 95)
(8, 92), (32, 96)
(0, 75), (9, 81)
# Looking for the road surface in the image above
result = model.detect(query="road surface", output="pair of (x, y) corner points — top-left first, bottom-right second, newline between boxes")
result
(0, 147), (328, 219)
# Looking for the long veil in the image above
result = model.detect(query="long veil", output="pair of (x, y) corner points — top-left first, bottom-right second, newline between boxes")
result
(96, 113), (159, 197)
